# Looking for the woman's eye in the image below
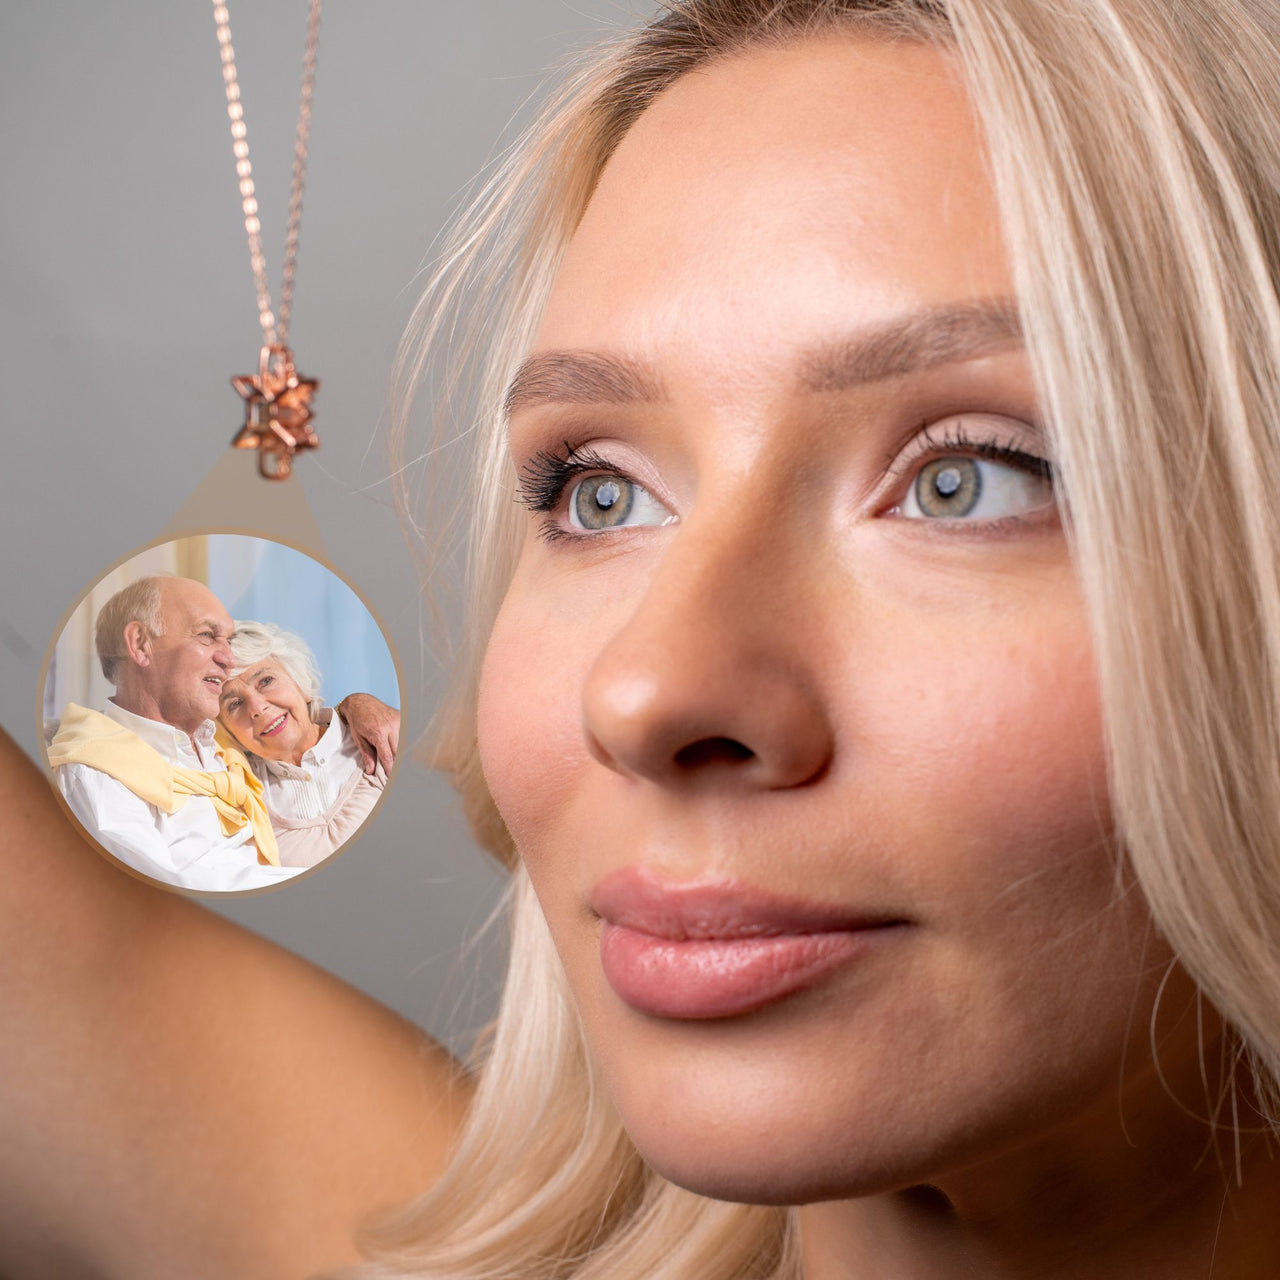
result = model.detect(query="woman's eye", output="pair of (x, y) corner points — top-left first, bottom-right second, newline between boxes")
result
(569, 473), (672, 532)
(898, 454), (1053, 521)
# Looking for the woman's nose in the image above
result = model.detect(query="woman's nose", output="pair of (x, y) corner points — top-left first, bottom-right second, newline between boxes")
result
(580, 521), (835, 790)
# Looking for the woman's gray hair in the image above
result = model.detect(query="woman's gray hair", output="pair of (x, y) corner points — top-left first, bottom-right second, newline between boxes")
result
(228, 620), (325, 722)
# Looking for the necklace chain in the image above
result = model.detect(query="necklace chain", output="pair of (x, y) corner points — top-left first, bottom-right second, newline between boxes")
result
(212, 0), (322, 349)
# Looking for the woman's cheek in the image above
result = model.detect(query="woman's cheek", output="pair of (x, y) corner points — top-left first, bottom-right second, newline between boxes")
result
(477, 570), (595, 857)
(852, 597), (1115, 917)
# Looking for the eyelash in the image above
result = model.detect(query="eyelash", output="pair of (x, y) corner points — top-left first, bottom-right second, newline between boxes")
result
(885, 422), (1054, 501)
(223, 676), (274, 714)
(517, 445), (628, 543)
(519, 445), (616, 511)
(516, 424), (1055, 541)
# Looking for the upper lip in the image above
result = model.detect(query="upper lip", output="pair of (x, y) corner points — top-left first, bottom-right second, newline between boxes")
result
(590, 866), (904, 940)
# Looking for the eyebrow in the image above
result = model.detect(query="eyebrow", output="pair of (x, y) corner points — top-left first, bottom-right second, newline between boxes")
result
(799, 300), (1024, 392)
(504, 300), (1023, 415)
(504, 350), (665, 416)
(221, 665), (269, 695)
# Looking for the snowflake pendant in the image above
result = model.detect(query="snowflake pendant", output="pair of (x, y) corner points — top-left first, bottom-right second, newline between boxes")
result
(231, 344), (320, 480)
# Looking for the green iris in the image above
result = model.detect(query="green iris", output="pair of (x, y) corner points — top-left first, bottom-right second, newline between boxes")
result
(573, 475), (634, 529)
(915, 458), (981, 517)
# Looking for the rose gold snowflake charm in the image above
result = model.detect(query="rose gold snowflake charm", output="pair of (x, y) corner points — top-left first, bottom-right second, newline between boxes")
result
(231, 344), (320, 480)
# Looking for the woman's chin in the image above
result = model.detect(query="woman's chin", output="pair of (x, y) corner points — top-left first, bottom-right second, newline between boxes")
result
(630, 1126), (905, 1208)
(254, 715), (307, 761)
(230, 731), (285, 761)
(220, 726), (260, 758)
(606, 1067), (929, 1208)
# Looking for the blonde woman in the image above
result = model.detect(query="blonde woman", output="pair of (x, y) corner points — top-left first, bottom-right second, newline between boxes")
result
(4, 0), (1280, 1276)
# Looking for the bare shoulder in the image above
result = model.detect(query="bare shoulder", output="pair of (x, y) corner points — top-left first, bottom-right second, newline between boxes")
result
(0, 728), (471, 1279)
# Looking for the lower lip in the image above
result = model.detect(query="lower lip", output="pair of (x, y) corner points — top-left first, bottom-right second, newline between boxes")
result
(599, 923), (894, 1019)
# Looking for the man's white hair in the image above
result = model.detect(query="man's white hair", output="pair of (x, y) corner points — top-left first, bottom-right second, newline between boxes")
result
(94, 576), (167, 685)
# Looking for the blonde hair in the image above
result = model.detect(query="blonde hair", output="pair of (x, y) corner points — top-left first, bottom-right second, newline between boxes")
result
(227, 620), (325, 723)
(94, 575), (166, 684)
(365, 1), (1280, 1274)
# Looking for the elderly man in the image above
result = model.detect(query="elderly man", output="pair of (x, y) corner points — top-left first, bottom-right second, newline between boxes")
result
(47, 576), (396, 892)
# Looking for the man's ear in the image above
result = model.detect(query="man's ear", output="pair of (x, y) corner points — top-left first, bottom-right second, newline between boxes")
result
(122, 620), (153, 668)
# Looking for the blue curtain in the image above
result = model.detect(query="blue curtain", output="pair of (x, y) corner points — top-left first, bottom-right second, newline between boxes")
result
(208, 536), (399, 709)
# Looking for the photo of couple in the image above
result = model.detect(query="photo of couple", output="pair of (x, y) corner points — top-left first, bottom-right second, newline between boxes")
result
(41, 534), (400, 893)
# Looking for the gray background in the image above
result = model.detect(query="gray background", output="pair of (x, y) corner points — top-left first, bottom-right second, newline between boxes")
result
(0, 1), (638, 1054)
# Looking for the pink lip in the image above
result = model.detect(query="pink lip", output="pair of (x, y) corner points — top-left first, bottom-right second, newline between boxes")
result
(259, 713), (288, 738)
(591, 867), (906, 1019)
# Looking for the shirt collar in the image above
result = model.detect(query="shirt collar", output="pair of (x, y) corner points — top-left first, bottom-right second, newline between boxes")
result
(104, 699), (216, 762)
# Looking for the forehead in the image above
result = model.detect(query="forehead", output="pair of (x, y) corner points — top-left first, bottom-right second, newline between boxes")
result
(222, 658), (286, 692)
(159, 579), (233, 630)
(536, 34), (1007, 379)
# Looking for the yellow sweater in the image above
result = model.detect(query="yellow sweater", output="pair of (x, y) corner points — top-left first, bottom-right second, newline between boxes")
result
(47, 704), (281, 867)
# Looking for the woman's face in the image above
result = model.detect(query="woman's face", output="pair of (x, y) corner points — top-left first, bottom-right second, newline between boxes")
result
(480, 35), (1184, 1206)
(218, 658), (316, 764)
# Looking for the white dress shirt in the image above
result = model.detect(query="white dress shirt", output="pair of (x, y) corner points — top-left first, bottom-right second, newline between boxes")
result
(55, 700), (303, 892)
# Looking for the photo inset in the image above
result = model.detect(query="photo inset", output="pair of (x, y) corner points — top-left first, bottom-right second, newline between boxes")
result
(41, 533), (400, 894)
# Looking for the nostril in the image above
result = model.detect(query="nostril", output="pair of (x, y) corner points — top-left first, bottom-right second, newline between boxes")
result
(673, 737), (755, 769)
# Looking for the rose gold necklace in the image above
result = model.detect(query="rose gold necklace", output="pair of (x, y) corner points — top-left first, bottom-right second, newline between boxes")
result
(213, 0), (322, 480)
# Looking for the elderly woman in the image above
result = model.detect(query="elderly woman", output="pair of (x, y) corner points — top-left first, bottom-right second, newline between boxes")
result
(216, 620), (390, 868)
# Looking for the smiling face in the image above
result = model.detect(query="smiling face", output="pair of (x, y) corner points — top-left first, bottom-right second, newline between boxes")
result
(218, 658), (319, 765)
(130, 579), (236, 734)
(478, 34), (1190, 1210)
